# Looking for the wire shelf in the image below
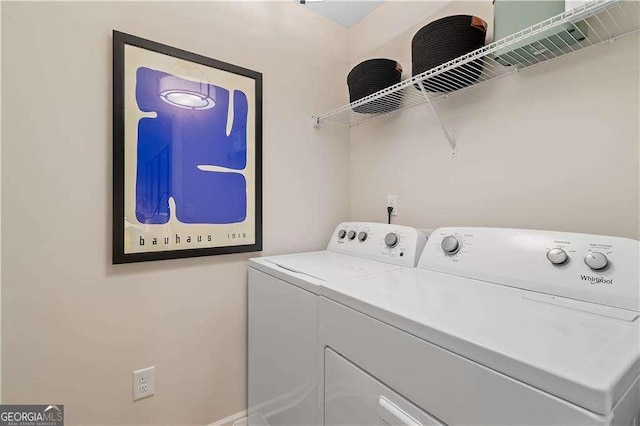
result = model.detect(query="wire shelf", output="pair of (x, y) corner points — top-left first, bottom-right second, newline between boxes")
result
(313, 0), (640, 129)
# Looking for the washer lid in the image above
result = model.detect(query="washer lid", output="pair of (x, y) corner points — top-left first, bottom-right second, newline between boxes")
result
(265, 251), (398, 282)
(320, 268), (640, 415)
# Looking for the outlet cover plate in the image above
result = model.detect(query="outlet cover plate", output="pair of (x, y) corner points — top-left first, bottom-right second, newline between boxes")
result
(133, 366), (155, 401)
(387, 195), (398, 216)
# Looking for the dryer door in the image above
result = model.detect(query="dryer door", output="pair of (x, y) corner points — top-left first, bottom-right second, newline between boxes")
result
(325, 348), (443, 426)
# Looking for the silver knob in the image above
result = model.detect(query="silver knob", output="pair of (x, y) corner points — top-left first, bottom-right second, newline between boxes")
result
(358, 231), (367, 242)
(384, 233), (399, 248)
(441, 236), (460, 254)
(347, 231), (357, 240)
(337, 230), (346, 239)
(584, 252), (608, 270)
(546, 248), (568, 265)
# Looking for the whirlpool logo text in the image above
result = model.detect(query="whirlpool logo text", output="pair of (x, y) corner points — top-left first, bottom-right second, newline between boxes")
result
(581, 275), (613, 285)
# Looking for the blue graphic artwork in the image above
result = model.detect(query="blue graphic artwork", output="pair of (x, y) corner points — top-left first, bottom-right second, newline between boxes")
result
(134, 67), (248, 224)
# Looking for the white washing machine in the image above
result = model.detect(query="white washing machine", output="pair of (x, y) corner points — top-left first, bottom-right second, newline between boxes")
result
(248, 222), (427, 426)
(321, 227), (640, 425)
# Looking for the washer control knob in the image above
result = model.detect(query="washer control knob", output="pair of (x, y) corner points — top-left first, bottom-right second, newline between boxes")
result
(384, 233), (399, 248)
(441, 236), (460, 255)
(347, 231), (357, 240)
(337, 230), (346, 239)
(358, 231), (367, 242)
(584, 252), (608, 271)
(546, 248), (568, 265)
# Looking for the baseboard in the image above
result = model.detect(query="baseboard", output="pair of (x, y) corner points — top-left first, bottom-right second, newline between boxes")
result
(209, 409), (248, 426)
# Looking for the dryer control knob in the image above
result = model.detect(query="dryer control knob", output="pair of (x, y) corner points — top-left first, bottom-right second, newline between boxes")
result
(546, 248), (568, 265)
(584, 251), (608, 270)
(441, 236), (460, 255)
(347, 231), (357, 240)
(337, 230), (346, 239)
(384, 233), (399, 248)
(358, 231), (367, 242)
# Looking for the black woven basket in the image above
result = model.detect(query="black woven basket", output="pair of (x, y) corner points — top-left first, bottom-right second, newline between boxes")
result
(412, 15), (487, 93)
(347, 59), (403, 114)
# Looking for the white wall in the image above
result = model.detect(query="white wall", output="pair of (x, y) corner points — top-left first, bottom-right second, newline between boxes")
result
(1, 2), (348, 424)
(347, 1), (639, 239)
(349, 1), (450, 61)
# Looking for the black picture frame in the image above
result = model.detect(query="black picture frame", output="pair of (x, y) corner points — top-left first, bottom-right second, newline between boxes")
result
(113, 31), (263, 264)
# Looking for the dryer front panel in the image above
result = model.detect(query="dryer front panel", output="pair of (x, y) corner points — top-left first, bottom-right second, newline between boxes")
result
(325, 347), (442, 426)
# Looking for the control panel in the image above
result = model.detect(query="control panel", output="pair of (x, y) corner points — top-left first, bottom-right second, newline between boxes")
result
(328, 222), (427, 267)
(419, 227), (639, 312)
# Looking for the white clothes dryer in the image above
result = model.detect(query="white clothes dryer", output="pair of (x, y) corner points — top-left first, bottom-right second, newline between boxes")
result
(248, 222), (426, 425)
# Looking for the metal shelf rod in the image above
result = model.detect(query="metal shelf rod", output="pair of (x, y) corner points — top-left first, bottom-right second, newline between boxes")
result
(417, 81), (456, 157)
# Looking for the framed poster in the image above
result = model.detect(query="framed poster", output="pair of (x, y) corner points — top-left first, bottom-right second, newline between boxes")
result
(113, 31), (262, 264)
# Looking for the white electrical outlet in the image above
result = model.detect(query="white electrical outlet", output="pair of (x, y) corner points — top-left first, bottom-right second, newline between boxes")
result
(387, 195), (398, 216)
(133, 366), (155, 401)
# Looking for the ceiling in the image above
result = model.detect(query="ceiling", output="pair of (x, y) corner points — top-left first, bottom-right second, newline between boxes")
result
(302, 1), (385, 28)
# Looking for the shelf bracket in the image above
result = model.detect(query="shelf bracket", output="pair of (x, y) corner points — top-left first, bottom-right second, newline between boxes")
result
(417, 81), (456, 158)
